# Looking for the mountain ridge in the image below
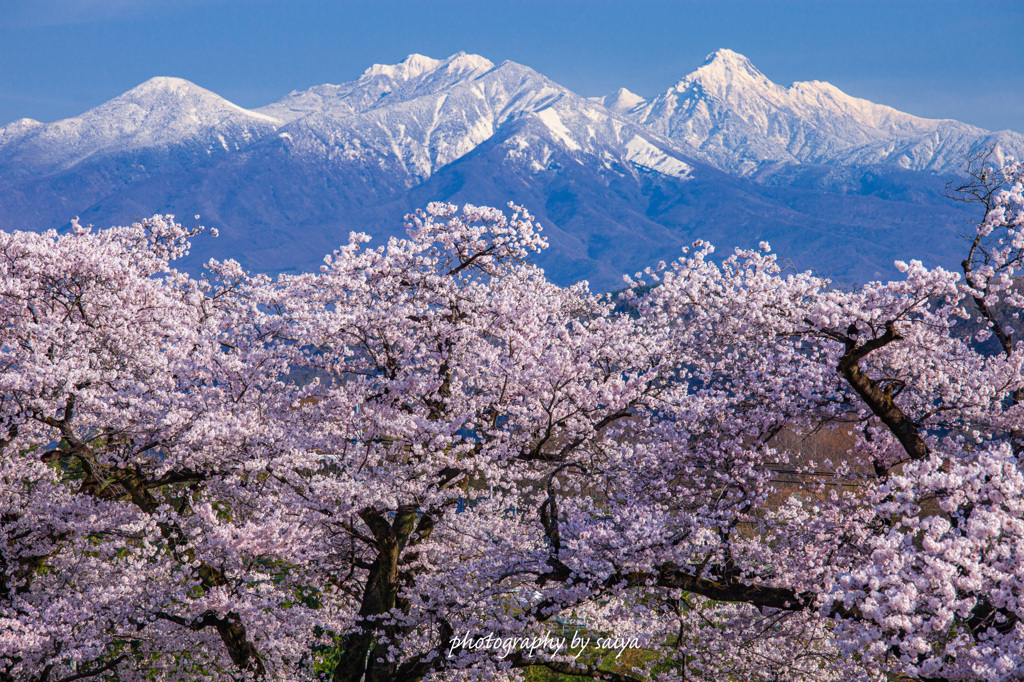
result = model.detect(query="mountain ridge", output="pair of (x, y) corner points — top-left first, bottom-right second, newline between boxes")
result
(0, 50), (1014, 290)
(4, 49), (1019, 178)
(624, 48), (1020, 173)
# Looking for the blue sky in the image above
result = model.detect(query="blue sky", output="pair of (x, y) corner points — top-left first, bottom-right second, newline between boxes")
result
(1, 0), (1022, 132)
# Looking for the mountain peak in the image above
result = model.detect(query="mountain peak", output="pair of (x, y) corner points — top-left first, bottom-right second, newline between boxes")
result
(667, 48), (774, 100)
(108, 76), (281, 126)
(0, 117), (42, 146)
(361, 54), (443, 82)
(692, 49), (767, 83)
(115, 77), (245, 111)
(124, 76), (207, 98)
(4, 117), (42, 130)
(439, 51), (494, 73)
(599, 87), (647, 114)
(703, 48), (754, 68)
(361, 52), (494, 84)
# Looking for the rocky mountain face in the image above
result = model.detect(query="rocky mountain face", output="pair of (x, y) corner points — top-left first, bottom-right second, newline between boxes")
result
(0, 50), (1017, 290)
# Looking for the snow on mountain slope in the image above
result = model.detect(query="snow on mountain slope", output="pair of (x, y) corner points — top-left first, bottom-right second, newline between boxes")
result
(257, 52), (496, 122)
(0, 52), (708, 288)
(0, 118), (42, 146)
(254, 54), (544, 181)
(594, 87), (647, 115)
(0, 50), (1012, 290)
(629, 48), (1024, 174)
(385, 108), (974, 289)
(0, 77), (282, 175)
(254, 53), (696, 186)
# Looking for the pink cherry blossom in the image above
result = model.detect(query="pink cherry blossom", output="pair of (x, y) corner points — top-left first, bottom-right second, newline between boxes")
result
(4, 164), (1024, 682)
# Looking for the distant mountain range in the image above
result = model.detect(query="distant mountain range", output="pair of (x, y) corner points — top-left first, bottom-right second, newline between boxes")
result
(2, 49), (1020, 290)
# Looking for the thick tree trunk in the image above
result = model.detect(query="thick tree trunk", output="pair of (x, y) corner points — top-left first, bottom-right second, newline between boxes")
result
(334, 506), (419, 682)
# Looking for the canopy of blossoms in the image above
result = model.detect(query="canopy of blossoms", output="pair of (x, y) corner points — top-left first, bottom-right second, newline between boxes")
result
(2, 160), (1024, 682)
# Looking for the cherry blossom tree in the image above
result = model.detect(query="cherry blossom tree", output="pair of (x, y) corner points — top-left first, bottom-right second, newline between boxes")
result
(2, 160), (1024, 682)
(0, 218), (322, 680)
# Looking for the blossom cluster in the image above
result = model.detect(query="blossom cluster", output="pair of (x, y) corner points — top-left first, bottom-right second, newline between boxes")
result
(2, 164), (1024, 682)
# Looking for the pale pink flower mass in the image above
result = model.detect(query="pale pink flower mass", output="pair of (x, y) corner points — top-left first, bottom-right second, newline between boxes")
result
(2, 163), (1024, 680)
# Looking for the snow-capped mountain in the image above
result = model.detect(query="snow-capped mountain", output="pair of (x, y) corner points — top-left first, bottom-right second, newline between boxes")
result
(625, 48), (1024, 174)
(0, 77), (282, 175)
(259, 52), (497, 122)
(250, 51), (693, 185)
(0, 50), (1010, 289)
(593, 88), (647, 115)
